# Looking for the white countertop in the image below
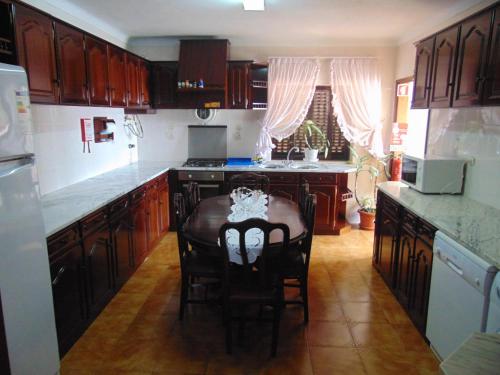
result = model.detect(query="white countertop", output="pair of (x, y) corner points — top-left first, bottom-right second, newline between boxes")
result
(41, 161), (183, 237)
(40, 160), (354, 238)
(378, 181), (500, 269)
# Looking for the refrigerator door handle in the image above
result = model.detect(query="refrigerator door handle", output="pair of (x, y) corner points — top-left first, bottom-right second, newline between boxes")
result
(0, 159), (33, 179)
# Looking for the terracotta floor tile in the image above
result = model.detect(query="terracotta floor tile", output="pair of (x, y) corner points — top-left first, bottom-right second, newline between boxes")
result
(308, 299), (345, 322)
(62, 230), (439, 375)
(349, 322), (404, 349)
(306, 321), (354, 347)
(342, 302), (388, 323)
(309, 346), (367, 375)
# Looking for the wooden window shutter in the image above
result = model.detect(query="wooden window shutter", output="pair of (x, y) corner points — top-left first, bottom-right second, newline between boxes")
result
(272, 86), (349, 160)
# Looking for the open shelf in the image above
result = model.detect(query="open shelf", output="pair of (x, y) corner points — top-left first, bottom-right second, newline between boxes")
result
(177, 87), (225, 93)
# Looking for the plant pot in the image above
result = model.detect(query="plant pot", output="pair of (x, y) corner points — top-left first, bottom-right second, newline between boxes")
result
(304, 149), (319, 162)
(358, 209), (376, 230)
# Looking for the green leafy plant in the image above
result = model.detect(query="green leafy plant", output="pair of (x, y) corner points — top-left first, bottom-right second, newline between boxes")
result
(301, 119), (330, 158)
(350, 146), (391, 212)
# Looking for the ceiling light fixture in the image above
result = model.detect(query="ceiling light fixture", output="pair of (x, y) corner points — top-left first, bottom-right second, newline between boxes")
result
(243, 0), (265, 11)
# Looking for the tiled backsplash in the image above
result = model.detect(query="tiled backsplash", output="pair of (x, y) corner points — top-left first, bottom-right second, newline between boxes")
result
(32, 105), (138, 195)
(427, 107), (500, 209)
(137, 109), (264, 161)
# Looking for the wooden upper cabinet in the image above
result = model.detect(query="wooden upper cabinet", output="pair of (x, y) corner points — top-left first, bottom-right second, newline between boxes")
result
(228, 61), (250, 109)
(484, 5), (500, 105)
(453, 9), (493, 107)
(126, 53), (141, 107)
(139, 59), (150, 107)
(55, 22), (88, 105)
(178, 39), (229, 87)
(85, 36), (109, 106)
(430, 26), (459, 108)
(151, 61), (178, 109)
(108, 46), (127, 107)
(412, 37), (435, 109)
(15, 4), (59, 104)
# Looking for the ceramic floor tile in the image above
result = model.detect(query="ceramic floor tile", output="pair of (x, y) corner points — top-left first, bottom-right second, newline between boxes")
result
(306, 321), (354, 347)
(342, 302), (389, 323)
(349, 322), (405, 349)
(309, 346), (367, 375)
(61, 230), (440, 375)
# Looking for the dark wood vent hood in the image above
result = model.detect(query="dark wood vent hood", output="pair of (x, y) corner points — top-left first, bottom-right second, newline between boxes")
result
(177, 39), (229, 108)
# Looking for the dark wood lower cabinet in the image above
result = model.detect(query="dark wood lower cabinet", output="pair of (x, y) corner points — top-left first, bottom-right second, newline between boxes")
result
(47, 225), (86, 357)
(373, 190), (436, 337)
(81, 212), (114, 319)
(47, 173), (169, 358)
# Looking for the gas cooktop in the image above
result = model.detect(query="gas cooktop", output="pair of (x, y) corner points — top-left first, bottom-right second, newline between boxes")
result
(182, 159), (227, 168)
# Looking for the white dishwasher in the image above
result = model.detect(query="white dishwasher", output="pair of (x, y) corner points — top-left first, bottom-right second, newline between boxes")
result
(486, 272), (500, 333)
(426, 231), (497, 360)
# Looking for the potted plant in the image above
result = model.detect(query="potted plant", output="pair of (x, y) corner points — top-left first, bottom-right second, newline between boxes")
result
(349, 146), (389, 230)
(300, 119), (330, 161)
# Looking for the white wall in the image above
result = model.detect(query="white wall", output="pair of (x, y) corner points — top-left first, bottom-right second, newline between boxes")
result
(426, 107), (500, 209)
(137, 110), (263, 161)
(32, 105), (137, 195)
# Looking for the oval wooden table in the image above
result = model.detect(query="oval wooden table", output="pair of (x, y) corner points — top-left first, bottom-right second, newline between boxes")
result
(183, 195), (307, 254)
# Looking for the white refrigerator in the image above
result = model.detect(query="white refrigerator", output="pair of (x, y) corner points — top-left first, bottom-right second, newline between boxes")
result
(0, 63), (59, 374)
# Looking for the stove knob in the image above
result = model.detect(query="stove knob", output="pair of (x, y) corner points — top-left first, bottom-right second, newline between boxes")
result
(188, 174), (192, 179)
(211, 174), (214, 179)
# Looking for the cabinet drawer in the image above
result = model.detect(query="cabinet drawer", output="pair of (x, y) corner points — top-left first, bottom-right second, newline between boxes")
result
(80, 209), (108, 237)
(401, 210), (418, 233)
(266, 172), (300, 184)
(47, 224), (81, 259)
(417, 220), (437, 246)
(301, 173), (337, 185)
(380, 193), (400, 219)
(130, 186), (147, 204)
(108, 196), (129, 218)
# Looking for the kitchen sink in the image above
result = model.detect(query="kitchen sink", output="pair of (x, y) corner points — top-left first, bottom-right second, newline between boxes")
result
(259, 163), (285, 169)
(290, 163), (320, 170)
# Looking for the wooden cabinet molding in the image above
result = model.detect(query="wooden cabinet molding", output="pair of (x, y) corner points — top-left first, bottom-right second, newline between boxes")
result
(55, 22), (88, 105)
(484, 4), (500, 105)
(15, 4), (59, 103)
(85, 35), (109, 106)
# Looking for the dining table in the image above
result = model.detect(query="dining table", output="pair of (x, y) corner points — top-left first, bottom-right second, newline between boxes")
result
(182, 194), (308, 256)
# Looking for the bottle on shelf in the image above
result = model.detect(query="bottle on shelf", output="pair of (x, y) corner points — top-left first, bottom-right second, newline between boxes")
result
(198, 78), (204, 88)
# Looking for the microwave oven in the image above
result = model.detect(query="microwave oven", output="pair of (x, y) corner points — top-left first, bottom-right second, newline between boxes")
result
(401, 155), (466, 194)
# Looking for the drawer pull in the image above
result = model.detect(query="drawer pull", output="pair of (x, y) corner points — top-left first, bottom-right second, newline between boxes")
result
(52, 266), (66, 286)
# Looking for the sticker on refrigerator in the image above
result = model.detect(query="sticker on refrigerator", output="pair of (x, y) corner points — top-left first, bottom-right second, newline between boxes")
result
(15, 88), (31, 121)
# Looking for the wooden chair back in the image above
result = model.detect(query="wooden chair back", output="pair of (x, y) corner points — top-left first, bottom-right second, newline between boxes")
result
(183, 181), (200, 215)
(228, 172), (270, 193)
(218, 218), (290, 290)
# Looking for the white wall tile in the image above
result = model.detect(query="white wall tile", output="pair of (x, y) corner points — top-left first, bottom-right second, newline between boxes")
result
(31, 105), (138, 195)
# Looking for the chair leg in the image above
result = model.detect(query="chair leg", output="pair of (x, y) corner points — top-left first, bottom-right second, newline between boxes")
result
(179, 274), (188, 321)
(302, 279), (309, 324)
(225, 306), (232, 354)
(271, 303), (281, 357)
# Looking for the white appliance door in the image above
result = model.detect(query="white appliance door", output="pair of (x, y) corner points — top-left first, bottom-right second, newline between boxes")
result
(427, 256), (484, 360)
(0, 63), (34, 160)
(0, 158), (59, 374)
(486, 274), (500, 333)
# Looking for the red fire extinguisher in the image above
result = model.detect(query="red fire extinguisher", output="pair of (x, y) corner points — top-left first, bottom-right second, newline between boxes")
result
(391, 157), (402, 181)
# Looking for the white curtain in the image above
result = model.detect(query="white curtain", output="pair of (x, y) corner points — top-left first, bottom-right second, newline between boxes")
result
(255, 58), (320, 159)
(330, 58), (384, 157)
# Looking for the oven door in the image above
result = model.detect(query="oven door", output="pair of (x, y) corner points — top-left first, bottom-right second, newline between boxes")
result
(181, 182), (224, 200)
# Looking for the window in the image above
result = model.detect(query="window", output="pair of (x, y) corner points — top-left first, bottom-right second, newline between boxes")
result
(272, 86), (350, 160)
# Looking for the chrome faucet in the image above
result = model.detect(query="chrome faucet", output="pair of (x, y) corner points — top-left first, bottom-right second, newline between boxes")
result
(286, 146), (300, 166)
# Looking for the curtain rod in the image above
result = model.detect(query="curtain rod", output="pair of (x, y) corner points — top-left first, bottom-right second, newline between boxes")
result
(267, 56), (377, 59)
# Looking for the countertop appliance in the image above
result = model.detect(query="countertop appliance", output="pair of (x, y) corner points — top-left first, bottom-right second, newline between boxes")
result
(486, 272), (500, 333)
(0, 63), (59, 374)
(426, 231), (497, 360)
(401, 154), (466, 194)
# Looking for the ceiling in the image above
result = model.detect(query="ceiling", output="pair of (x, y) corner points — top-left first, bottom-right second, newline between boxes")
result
(60, 0), (486, 46)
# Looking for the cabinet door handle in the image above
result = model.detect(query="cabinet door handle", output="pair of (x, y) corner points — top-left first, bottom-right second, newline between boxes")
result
(52, 266), (66, 285)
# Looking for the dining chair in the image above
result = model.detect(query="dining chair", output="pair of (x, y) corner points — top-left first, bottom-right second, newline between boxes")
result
(298, 182), (310, 213)
(282, 193), (317, 323)
(219, 218), (290, 357)
(174, 193), (222, 320)
(228, 172), (270, 193)
(183, 181), (201, 215)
